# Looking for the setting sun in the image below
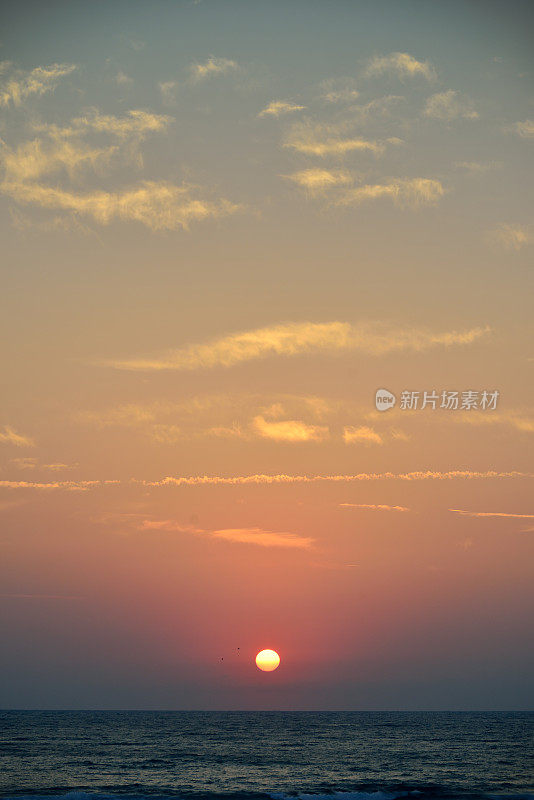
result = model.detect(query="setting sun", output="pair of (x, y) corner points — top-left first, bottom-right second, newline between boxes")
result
(255, 649), (281, 672)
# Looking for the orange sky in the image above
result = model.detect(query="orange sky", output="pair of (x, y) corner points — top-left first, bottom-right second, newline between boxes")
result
(0, 0), (533, 709)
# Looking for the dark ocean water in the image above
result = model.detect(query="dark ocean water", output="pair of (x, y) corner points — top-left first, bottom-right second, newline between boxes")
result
(0, 712), (532, 800)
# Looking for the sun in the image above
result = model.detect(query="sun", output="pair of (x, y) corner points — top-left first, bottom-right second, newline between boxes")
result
(255, 649), (280, 671)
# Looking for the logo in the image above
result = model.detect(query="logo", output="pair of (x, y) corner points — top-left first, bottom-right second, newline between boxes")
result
(375, 388), (396, 411)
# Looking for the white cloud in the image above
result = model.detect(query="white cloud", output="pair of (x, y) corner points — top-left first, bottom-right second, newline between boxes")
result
(335, 177), (445, 209)
(424, 90), (478, 120)
(343, 426), (383, 445)
(508, 120), (534, 139)
(0, 62), (76, 107)
(2, 178), (241, 232)
(258, 100), (306, 118)
(489, 223), (531, 251)
(189, 57), (238, 82)
(365, 52), (436, 81)
(340, 503), (409, 512)
(0, 426), (34, 447)
(285, 121), (384, 156)
(252, 415), (329, 442)
(285, 168), (352, 192)
(102, 320), (490, 371)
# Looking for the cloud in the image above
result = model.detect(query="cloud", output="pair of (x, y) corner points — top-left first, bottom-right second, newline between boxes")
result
(424, 90), (478, 120)
(508, 120), (534, 139)
(114, 71), (132, 86)
(138, 518), (313, 549)
(159, 80), (178, 105)
(102, 320), (488, 371)
(1, 138), (119, 184)
(365, 52), (436, 81)
(489, 223), (531, 251)
(253, 415), (329, 442)
(2, 470), (531, 492)
(0, 62), (76, 107)
(285, 121), (384, 156)
(449, 509), (534, 519)
(318, 78), (360, 104)
(212, 528), (313, 548)
(2, 178), (241, 231)
(340, 503), (409, 512)
(454, 161), (500, 174)
(1, 108), (239, 233)
(151, 424), (182, 443)
(37, 109), (172, 140)
(335, 177), (445, 209)
(10, 457), (74, 471)
(0, 480), (118, 491)
(258, 100), (306, 118)
(343, 426), (383, 445)
(189, 57), (238, 82)
(285, 168), (352, 192)
(142, 470), (532, 488)
(0, 426), (34, 447)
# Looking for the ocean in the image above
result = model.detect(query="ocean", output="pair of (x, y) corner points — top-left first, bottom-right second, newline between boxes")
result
(0, 712), (532, 800)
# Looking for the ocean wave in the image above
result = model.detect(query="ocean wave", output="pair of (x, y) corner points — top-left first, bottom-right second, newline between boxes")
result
(2, 790), (534, 800)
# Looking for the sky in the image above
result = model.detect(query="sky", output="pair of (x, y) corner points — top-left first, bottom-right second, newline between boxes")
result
(0, 0), (533, 710)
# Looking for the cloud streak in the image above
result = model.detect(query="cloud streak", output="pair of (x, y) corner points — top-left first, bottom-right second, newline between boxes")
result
(189, 57), (238, 82)
(253, 415), (329, 442)
(0, 426), (34, 447)
(449, 509), (534, 519)
(0, 62), (76, 107)
(340, 503), (410, 512)
(1, 471), (531, 492)
(259, 100), (306, 118)
(343, 426), (383, 445)
(424, 90), (478, 120)
(365, 52), (436, 81)
(335, 178), (445, 209)
(2, 179), (241, 231)
(137, 518), (313, 549)
(101, 320), (490, 371)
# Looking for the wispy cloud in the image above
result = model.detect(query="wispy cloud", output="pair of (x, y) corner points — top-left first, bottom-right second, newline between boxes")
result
(142, 471), (532, 488)
(343, 426), (383, 445)
(1, 107), (239, 232)
(285, 168), (352, 192)
(1, 470), (531, 492)
(488, 223), (531, 251)
(454, 161), (500, 174)
(0, 62), (76, 107)
(508, 119), (534, 139)
(449, 509), (534, 519)
(159, 80), (178, 105)
(335, 178), (445, 209)
(285, 121), (384, 156)
(102, 320), (489, 371)
(0, 426), (34, 447)
(138, 518), (313, 549)
(258, 100), (306, 118)
(253, 415), (329, 442)
(36, 108), (172, 140)
(424, 90), (478, 120)
(340, 503), (410, 512)
(212, 527), (313, 548)
(189, 57), (238, 82)
(10, 457), (74, 471)
(318, 77), (360, 104)
(365, 52), (436, 81)
(2, 179), (241, 231)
